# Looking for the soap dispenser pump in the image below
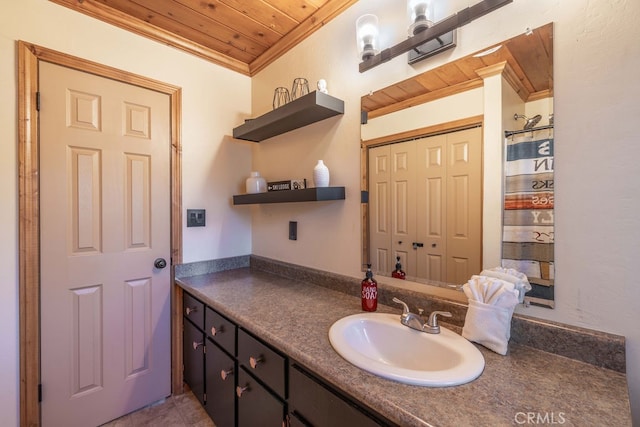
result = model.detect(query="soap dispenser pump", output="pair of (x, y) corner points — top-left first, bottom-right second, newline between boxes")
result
(392, 256), (406, 280)
(361, 264), (378, 312)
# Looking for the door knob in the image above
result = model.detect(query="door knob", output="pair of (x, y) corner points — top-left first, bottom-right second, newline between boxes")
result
(154, 258), (167, 269)
(412, 242), (424, 249)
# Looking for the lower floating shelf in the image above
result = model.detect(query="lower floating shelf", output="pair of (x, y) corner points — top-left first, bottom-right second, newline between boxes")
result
(233, 187), (345, 205)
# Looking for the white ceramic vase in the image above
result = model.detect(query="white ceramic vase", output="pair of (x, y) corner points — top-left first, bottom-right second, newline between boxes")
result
(246, 171), (266, 193)
(313, 160), (330, 187)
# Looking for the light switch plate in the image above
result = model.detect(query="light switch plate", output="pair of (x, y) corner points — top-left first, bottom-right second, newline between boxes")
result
(187, 209), (206, 227)
(289, 221), (297, 240)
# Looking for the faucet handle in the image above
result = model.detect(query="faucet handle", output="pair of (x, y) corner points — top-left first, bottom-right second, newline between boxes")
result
(428, 311), (452, 326)
(392, 297), (410, 315)
(424, 311), (452, 334)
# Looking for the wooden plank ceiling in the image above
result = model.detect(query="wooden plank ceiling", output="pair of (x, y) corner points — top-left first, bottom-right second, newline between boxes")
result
(362, 23), (554, 118)
(49, 0), (358, 76)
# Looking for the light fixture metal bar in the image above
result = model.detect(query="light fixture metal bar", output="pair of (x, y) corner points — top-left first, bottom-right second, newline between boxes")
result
(359, 0), (512, 72)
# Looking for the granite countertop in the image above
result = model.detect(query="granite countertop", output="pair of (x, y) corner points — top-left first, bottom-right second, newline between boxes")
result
(176, 267), (631, 427)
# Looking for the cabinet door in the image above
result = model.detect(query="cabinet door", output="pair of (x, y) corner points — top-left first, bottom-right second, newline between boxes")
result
(183, 319), (205, 405)
(237, 368), (285, 427)
(205, 340), (236, 427)
(289, 364), (391, 427)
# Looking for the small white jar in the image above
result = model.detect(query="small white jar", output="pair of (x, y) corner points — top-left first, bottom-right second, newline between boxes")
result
(246, 171), (267, 194)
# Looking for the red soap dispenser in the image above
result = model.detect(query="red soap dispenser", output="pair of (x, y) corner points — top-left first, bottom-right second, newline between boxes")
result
(391, 256), (406, 280)
(361, 264), (378, 312)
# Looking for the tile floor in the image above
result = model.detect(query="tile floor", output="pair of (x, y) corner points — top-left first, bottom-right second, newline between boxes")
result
(101, 390), (215, 427)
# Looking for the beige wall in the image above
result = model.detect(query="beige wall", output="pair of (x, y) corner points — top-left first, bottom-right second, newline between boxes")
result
(0, 1), (252, 425)
(251, 0), (640, 423)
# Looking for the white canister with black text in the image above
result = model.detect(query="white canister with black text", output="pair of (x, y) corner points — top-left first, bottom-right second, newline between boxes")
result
(246, 171), (267, 193)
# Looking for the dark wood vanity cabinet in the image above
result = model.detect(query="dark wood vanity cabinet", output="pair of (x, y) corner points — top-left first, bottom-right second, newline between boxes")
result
(206, 306), (236, 353)
(204, 341), (236, 427)
(183, 319), (205, 405)
(181, 290), (391, 427)
(183, 293), (237, 427)
(237, 329), (287, 397)
(204, 305), (238, 427)
(182, 294), (205, 406)
(237, 367), (287, 426)
(237, 328), (287, 426)
(288, 363), (392, 427)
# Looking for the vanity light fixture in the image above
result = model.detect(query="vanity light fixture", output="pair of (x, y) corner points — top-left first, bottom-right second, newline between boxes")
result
(356, 14), (380, 61)
(359, 0), (513, 72)
(408, 0), (434, 36)
(407, 0), (458, 65)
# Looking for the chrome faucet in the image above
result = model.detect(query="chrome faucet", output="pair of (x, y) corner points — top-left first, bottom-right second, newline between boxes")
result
(392, 297), (452, 334)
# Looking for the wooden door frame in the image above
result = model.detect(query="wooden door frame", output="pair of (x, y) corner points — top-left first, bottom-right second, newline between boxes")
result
(18, 41), (184, 427)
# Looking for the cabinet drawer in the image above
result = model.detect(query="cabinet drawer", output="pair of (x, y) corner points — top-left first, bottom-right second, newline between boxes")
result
(289, 364), (391, 427)
(183, 292), (205, 329)
(205, 306), (236, 355)
(237, 367), (286, 427)
(238, 329), (287, 398)
(205, 339), (236, 427)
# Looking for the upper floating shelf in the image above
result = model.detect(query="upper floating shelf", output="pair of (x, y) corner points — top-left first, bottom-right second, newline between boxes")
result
(232, 91), (345, 142)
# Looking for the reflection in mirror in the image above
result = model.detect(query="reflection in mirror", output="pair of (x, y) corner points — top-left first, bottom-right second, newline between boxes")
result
(361, 23), (554, 307)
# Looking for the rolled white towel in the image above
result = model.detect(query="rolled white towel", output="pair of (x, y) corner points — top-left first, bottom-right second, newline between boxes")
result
(462, 300), (513, 355)
(480, 267), (531, 303)
(462, 276), (520, 355)
(467, 275), (516, 306)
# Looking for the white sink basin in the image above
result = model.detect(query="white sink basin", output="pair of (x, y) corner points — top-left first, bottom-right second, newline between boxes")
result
(329, 312), (484, 387)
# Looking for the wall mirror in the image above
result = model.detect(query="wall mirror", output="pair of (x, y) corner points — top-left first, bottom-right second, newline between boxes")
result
(360, 23), (554, 307)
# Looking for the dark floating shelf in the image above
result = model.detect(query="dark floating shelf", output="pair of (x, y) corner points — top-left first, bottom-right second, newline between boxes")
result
(232, 91), (345, 142)
(233, 187), (345, 205)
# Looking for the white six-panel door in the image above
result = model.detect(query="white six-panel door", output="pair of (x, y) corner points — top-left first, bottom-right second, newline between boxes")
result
(415, 134), (448, 281)
(390, 142), (417, 277)
(369, 146), (392, 274)
(39, 61), (171, 426)
(443, 127), (483, 284)
(369, 127), (482, 283)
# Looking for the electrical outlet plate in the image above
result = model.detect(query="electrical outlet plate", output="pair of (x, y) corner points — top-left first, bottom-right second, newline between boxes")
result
(187, 209), (206, 227)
